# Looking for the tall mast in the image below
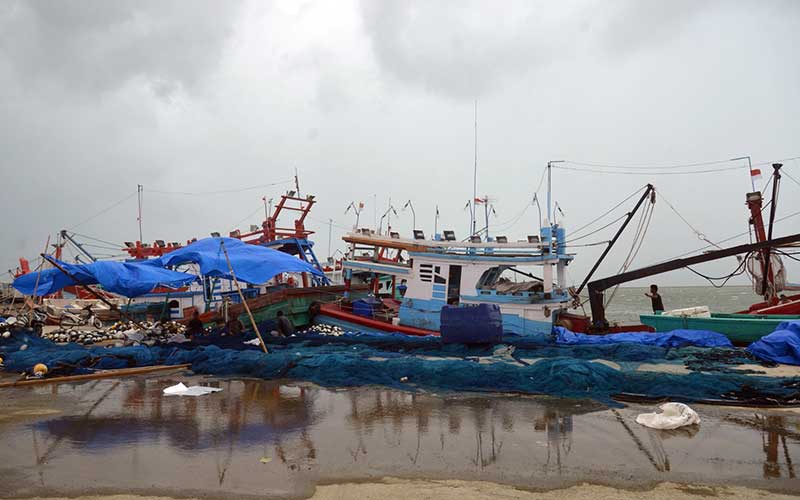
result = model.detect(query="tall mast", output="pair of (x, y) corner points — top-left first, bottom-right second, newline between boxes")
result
(137, 184), (143, 243)
(472, 100), (478, 236)
(546, 161), (564, 225)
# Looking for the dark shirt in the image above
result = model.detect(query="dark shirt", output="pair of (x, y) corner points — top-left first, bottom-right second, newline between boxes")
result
(187, 318), (204, 336)
(650, 293), (664, 313)
(227, 318), (244, 335)
(277, 316), (295, 336)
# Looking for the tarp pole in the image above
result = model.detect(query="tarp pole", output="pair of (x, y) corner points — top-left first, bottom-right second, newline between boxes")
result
(219, 240), (269, 354)
(41, 254), (144, 328)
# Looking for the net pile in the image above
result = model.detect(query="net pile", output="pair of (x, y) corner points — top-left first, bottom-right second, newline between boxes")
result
(2, 329), (798, 406)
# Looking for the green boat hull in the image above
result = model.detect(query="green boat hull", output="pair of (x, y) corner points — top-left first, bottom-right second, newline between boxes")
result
(640, 312), (800, 345)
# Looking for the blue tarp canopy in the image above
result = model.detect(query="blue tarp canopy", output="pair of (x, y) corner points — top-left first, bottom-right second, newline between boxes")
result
(150, 237), (324, 285)
(553, 326), (733, 348)
(747, 320), (800, 365)
(13, 259), (198, 298)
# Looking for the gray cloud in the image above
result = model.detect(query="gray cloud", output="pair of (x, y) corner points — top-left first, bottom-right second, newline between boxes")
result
(0, 0), (242, 97)
(358, 0), (722, 100)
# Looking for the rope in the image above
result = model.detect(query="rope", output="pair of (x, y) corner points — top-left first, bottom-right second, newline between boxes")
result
(67, 192), (138, 230)
(604, 197), (655, 307)
(554, 164), (746, 176)
(149, 179), (293, 196)
(566, 214), (629, 243)
(685, 252), (750, 289)
(655, 188), (721, 249)
(569, 185), (647, 237)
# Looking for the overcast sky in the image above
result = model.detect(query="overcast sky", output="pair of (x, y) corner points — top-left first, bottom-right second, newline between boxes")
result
(1, 0), (799, 288)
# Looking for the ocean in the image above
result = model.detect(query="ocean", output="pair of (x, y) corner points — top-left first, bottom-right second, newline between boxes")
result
(600, 285), (761, 324)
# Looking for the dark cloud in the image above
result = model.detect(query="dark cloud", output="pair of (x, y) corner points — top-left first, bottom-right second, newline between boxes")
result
(358, 0), (719, 99)
(0, 0), (243, 96)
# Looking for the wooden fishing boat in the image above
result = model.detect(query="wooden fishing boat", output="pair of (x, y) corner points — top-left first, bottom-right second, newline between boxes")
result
(640, 312), (800, 345)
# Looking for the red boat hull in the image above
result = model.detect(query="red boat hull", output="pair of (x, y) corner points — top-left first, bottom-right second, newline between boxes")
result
(318, 303), (439, 337)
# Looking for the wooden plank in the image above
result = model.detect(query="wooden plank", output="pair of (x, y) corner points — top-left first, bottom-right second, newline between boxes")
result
(0, 364), (192, 388)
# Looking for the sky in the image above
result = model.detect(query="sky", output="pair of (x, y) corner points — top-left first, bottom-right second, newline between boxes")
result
(1, 0), (799, 289)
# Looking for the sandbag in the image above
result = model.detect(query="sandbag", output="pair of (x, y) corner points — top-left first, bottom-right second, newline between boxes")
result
(636, 402), (700, 429)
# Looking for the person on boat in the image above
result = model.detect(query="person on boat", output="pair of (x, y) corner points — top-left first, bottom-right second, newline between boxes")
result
(645, 284), (665, 313)
(398, 279), (408, 297)
(226, 316), (245, 336)
(186, 310), (205, 337)
(274, 310), (295, 337)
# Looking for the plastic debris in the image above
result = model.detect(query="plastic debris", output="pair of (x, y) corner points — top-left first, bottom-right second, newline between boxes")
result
(163, 382), (222, 397)
(635, 402), (700, 429)
(259, 457), (272, 464)
(244, 338), (262, 346)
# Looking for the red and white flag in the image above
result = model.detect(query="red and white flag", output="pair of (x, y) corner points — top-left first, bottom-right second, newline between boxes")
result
(750, 168), (762, 182)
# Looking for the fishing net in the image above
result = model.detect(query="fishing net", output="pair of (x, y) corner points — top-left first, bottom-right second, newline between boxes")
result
(2, 329), (798, 406)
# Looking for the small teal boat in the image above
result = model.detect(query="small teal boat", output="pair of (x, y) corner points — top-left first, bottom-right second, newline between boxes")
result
(640, 312), (800, 345)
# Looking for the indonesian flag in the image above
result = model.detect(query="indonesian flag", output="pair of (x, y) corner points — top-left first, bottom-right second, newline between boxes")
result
(750, 168), (762, 182)
(474, 197), (487, 204)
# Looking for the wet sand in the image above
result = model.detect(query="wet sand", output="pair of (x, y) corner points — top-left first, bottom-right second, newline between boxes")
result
(1, 373), (798, 499)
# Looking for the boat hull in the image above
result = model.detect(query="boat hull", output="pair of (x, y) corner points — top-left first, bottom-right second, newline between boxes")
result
(640, 312), (800, 345)
(317, 303), (439, 336)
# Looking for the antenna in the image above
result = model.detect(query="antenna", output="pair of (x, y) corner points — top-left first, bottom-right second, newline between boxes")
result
(546, 160), (564, 224)
(472, 100), (478, 236)
(294, 168), (301, 197)
(137, 184), (143, 243)
(345, 201), (363, 229)
(402, 200), (416, 231)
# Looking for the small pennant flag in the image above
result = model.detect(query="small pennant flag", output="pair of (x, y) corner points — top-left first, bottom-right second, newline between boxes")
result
(750, 168), (762, 182)
(474, 197), (486, 204)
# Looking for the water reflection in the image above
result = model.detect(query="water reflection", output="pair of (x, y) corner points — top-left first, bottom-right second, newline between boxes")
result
(726, 414), (798, 479)
(4, 377), (798, 495)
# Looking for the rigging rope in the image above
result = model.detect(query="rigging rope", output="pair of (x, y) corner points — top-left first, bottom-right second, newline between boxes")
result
(685, 252), (751, 289)
(655, 188), (721, 249)
(68, 192), (137, 230)
(149, 179), (293, 196)
(553, 164), (746, 176)
(604, 196), (655, 307)
(568, 185), (646, 237)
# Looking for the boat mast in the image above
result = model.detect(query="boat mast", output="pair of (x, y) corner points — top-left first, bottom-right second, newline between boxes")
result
(761, 163), (783, 300)
(546, 161), (564, 226)
(137, 184), (143, 243)
(472, 100), (478, 236)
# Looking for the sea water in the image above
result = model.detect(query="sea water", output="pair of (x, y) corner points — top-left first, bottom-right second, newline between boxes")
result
(600, 285), (761, 324)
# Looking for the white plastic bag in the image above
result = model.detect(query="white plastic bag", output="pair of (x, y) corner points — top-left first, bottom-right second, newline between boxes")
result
(163, 382), (222, 397)
(635, 402), (700, 430)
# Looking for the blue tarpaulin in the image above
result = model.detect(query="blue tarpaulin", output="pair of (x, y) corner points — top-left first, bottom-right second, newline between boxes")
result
(12, 259), (197, 298)
(553, 326), (733, 348)
(151, 237), (324, 285)
(747, 320), (800, 365)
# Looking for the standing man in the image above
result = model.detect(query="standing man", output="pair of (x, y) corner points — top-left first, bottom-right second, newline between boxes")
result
(645, 284), (665, 313)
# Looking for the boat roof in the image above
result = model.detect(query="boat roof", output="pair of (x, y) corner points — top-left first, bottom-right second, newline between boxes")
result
(343, 231), (573, 256)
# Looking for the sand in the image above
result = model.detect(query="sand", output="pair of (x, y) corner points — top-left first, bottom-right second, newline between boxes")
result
(9, 479), (799, 500)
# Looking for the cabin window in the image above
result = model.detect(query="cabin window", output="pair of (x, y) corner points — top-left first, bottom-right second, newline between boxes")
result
(477, 267), (505, 289)
(419, 263), (433, 282)
(168, 300), (179, 308)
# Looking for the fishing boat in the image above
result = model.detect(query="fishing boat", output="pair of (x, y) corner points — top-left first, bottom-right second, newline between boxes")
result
(16, 190), (365, 330)
(592, 163), (800, 344)
(315, 223), (575, 337)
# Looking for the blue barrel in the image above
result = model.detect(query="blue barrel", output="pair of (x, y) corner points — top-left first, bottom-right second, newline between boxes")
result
(440, 304), (503, 344)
